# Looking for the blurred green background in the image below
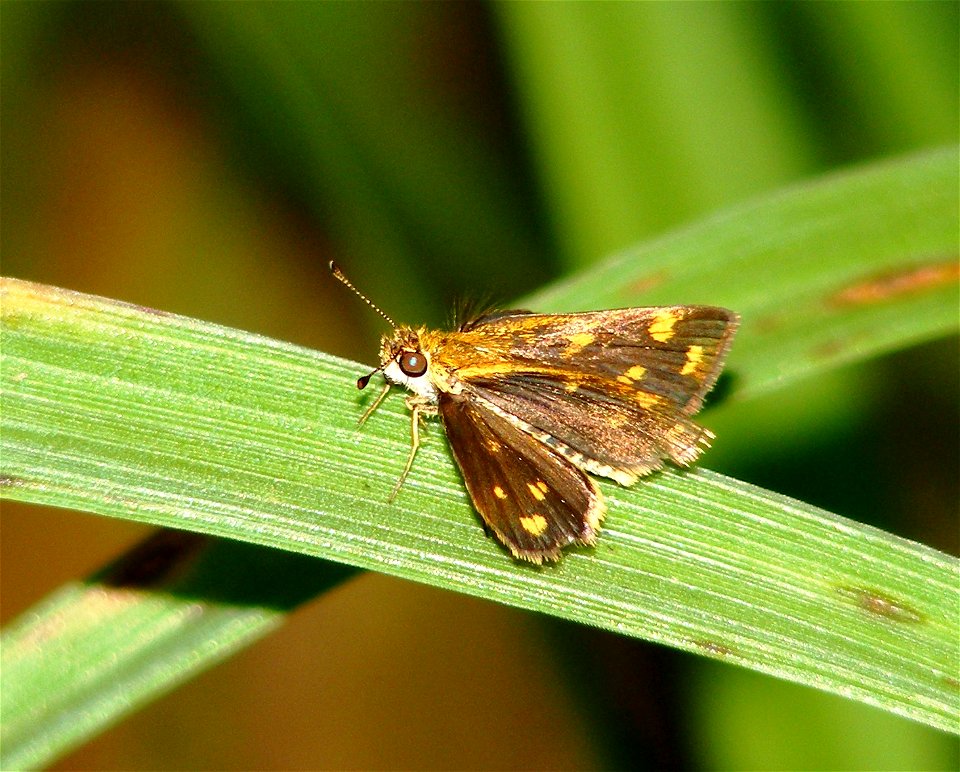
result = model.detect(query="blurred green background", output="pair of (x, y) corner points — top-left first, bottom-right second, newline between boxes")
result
(2, 2), (957, 769)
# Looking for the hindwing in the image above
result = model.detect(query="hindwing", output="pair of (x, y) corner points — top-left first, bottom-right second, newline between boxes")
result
(438, 392), (604, 564)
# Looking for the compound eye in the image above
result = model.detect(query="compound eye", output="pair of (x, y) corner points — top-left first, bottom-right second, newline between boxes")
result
(398, 351), (428, 378)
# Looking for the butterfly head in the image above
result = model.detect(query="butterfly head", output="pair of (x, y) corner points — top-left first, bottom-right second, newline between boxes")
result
(374, 327), (438, 401)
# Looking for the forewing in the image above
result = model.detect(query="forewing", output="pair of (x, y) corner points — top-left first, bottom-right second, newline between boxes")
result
(455, 306), (738, 415)
(448, 307), (739, 480)
(438, 392), (604, 564)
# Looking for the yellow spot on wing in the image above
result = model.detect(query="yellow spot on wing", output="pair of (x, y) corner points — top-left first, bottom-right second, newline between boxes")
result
(493, 485), (508, 500)
(681, 345), (704, 375)
(564, 332), (595, 357)
(635, 392), (661, 409)
(528, 482), (547, 501)
(520, 514), (549, 536)
(618, 363), (648, 385)
(648, 311), (679, 342)
(536, 480), (548, 493)
(484, 437), (504, 453)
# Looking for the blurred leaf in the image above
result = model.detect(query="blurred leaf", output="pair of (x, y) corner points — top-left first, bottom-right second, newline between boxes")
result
(0, 536), (357, 772)
(496, 3), (958, 266)
(690, 660), (960, 770)
(176, 2), (549, 311)
(2, 147), (958, 767)
(529, 146), (959, 398)
(794, 1), (960, 151)
(497, 2), (816, 264)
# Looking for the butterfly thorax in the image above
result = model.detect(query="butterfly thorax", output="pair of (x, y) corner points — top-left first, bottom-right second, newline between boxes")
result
(380, 319), (538, 402)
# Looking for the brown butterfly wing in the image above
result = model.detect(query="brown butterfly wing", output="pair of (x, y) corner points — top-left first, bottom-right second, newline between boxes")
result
(463, 375), (710, 479)
(438, 392), (604, 564)
(452, 306), (737, 414)
(452, 307), (739, 480)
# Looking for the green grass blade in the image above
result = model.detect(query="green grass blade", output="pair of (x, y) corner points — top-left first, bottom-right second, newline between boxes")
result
(2, 148), (958, 766)
(527, 146), (959, 398)
(496, 4), (958, 268)
(496, 2), (817, 264)
(0, 538), (357, 771)
(174, 2), (549, 313)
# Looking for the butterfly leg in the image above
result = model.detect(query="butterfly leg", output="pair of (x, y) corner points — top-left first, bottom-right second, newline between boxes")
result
(357, 381), (392, 429)
(388, 395), (438, 502)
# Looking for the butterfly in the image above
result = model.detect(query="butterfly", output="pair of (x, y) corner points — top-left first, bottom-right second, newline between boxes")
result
(332, 262), (739, 563)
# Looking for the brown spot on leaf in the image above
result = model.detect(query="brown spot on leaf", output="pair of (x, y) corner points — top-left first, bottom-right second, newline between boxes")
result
(831, 260), (959, 307)
(838, 586), (924, 624)
(627, 271), (669, 296)
(752, 312), (789, 335)
(812, 337), (850, 358)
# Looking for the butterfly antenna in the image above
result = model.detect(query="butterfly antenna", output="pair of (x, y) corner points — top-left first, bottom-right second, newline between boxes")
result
(329, 261), (397, 329)
(330, 261), (395, 390)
